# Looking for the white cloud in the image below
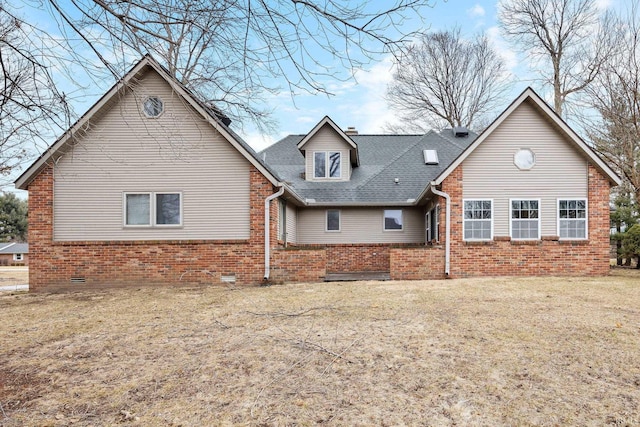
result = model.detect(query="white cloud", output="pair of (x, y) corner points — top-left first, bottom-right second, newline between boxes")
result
(486, 26), (519, 73)
(467, 4), (486, 18)
(242, 130), (276, 152)
(594, 0), (613, 11)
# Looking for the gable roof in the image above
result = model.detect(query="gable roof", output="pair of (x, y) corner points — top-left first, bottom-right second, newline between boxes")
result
(261, 129), (476, 205)
(15, 55), (283, 190)
(296, 116), (360, 166)
(433, 87), (621, 186)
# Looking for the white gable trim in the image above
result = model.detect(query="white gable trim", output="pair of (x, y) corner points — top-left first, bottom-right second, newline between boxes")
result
(432, 87), (621, 186)
(16, 55), (281, 189)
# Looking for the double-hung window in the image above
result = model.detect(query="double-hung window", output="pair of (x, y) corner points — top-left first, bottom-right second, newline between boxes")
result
(510, 199), (540, 240)
(463, 200), (492, 240)
(125, 192), (182, 227)
(314, 151), (341, 179)
(558, 199), (587, 239)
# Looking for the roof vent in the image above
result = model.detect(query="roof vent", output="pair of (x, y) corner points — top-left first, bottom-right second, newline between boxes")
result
(423, 149), (439, 165)
(453, 126), (469, 137)
(345, 126), (358, 136)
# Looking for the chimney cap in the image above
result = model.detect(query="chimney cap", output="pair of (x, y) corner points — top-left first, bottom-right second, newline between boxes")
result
(345, 126), (358, 136)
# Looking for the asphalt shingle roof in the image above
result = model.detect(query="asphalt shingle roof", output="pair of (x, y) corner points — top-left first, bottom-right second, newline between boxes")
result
(260, 129), (477, 205)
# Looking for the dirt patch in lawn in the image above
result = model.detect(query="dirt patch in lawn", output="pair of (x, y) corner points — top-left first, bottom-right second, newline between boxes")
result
(1, 270), (639, 426)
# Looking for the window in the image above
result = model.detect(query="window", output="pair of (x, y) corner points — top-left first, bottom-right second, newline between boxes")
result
(278, 200), (286, 241)
(558, 199), (587, 239)
(13, 253), (23, 261)
(511, 199), (540, 240)
(143, 96), (164, 117)
(463, 200), (492, 240)
(126, 193), (151, 225)
(326, 210), (340, 231)
(156, 193), (181, 225)
(514, 148), (536, 170)
(125, 192), (182, 227)
(314, 152), (326, 178)
(425, 205), (440, 242)
(384, 209), (403, 231)
(313, 151), (341, 178)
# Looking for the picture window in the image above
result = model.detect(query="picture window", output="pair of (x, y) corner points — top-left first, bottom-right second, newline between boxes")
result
(384, 209), (403, 231)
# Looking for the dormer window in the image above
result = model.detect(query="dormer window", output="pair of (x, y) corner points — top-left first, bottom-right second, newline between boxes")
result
(314, 151), (341, 179)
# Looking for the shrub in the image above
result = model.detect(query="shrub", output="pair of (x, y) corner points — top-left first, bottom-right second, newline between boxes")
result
(621, 224), (640, 268)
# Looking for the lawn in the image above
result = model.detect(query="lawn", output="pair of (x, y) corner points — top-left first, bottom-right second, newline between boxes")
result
(1, 270), (639, 426)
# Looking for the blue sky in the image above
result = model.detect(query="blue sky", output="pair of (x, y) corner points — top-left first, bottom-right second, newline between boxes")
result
(4, 0), (622, 194)
(241, 0), (617, 150)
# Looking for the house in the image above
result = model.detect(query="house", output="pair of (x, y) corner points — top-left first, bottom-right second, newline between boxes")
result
(0, 243), (28, 266)
(15, 55), (620, 291)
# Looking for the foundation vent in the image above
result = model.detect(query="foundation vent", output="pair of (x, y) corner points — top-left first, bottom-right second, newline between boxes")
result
(70, 277), (86, 284)
(221, 275), (236, 284)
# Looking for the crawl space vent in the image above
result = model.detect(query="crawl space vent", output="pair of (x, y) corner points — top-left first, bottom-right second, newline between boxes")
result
(221, 275), (236, 284)
(70, 277), (86, 284)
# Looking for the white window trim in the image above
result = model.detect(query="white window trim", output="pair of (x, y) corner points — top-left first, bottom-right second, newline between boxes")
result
(557, 198), (588, 240)
(155, 192), (183, 227)
(123, 192), (183, 228)
(142, 96), (164, 118)
(123, 192), (152, 227)
(13, 253), (23, 261)
(383, 209), (403, 232)
(462, 199), (494, 241)
(326, 209), (341, 232)
(434, 204), (440, 242)
(425, 211), (431, 242)
(509, 198), (541, 241)
(312, 151), (342, 180)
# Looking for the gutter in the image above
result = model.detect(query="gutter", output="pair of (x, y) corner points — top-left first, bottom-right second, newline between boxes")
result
(264, 184), (285, 280)
(430, 183), (451, 277)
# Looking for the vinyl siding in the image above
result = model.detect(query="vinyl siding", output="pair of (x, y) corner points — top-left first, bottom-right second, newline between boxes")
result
(285, 203), (298, 244)
(303, 125), (352, 181)
(462, 100), (588, 237)
(53, 69), (251, 241)
(297, 207), (424, 244)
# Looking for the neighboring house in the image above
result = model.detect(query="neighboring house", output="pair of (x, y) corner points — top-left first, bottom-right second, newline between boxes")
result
(15, 55), (621, 292)
(0, 243), (29, 266)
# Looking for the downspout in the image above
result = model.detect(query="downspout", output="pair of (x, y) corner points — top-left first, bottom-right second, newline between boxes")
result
(264, 184), (285, 280)
(430, 184), (451, 277)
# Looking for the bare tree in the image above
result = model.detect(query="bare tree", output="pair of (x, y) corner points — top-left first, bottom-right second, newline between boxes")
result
(583, 6), (640, 207)
(499, 0), (616, 117)
(386, 28), (509, 132)
(40, 0), (437, 132)
(0, 5), (70, 180)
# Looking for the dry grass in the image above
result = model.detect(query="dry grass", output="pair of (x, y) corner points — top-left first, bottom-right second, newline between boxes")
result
(1, 270), (639, 426)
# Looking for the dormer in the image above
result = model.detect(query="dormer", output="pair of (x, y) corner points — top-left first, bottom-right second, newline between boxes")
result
(297, 116), (359, 182)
